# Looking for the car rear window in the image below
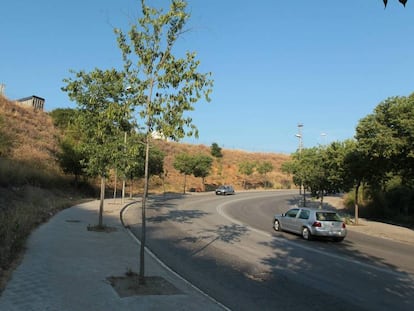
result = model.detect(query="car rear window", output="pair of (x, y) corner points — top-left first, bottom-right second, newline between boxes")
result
(316, 212), (341, 221)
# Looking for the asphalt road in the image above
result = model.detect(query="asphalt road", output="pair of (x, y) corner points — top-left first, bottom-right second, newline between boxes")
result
(127, 190), (414, 311)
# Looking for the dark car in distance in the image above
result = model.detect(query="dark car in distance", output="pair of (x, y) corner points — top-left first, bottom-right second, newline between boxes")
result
(215, 185), (235, 195)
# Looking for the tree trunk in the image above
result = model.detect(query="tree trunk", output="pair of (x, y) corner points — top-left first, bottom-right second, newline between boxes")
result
(183, 174), (187, 194)
(139, 135), (150, 285)
(122, 178), (126, 204)
(303, 187), (306, 207)
(113, 169), (117, 199)
(319, 190), (324, 209)
(354, 182), (360, 225)
(99, 176), (105, 227)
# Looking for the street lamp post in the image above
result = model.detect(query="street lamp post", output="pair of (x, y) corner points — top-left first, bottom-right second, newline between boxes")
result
(295, 123), (305, 206)
(321, 132), (327, 145)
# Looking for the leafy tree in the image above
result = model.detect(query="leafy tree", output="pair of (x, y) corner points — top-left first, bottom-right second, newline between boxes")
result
(281, 154), (300, 187)
(173, 152), (194, 193)
(238, 161), (256, 189)
(355, 95), (414, 188)
(342, 139), (373, 224)
(115, 0), (213, 283)
(62, 68), (130, 228)
(210, 142), (223, 181)
(192, 154), (213, 191)
(354, 93), (414, 220)
(283, 146), (340, 207)
(210, 142), (223, 158)
(256, 161), (274, 188)
(57, 137), (85, 184)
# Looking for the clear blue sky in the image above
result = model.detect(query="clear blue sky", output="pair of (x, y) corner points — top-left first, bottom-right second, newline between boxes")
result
(2, 0), (414, 153)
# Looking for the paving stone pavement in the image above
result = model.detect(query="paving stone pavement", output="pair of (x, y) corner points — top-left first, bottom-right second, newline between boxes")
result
(0, 200), (226, 311)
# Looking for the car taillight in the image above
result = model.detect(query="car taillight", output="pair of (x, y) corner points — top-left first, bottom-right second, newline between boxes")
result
(312, 221), (322, 227)
(342, 222), (346, 229)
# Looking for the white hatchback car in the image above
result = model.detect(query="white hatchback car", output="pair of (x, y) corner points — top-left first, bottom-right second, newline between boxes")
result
(273, 207), (347, 242)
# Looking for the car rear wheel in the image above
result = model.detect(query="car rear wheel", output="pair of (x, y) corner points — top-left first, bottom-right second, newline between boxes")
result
(333, 237), (344, 242)
(273, 219), (281, 231)
(302, 227), (312, 240)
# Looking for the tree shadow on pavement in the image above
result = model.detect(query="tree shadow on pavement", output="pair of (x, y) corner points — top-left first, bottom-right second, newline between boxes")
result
(189, 224), (249, 256)
(257, 236), (414, 311)
(147, 209), (210, 224)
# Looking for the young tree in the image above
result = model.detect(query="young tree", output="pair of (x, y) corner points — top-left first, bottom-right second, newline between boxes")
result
(238, 161), (256, 189)
(256, 161), (274, 188)
(62, 68), (130, 228)
(56, 137), (85, 184)
(173, 152), (194, 194)
(210, 142), (223, 181)
(210, 142), (223, 158)
(115, 0), (213, 283)
(342, 140), (371, 225)
(192, 154), (213, 191)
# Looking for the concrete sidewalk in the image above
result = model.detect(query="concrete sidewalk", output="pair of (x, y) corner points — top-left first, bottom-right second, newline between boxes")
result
(0, 200), (226, 311)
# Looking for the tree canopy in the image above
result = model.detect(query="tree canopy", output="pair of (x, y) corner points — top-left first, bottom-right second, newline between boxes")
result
(114, 0), (213, 283)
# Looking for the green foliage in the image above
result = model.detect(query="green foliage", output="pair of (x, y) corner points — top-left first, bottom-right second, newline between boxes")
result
(173, 152), (194, 175)
(256, 161), (273, 175)
(210, 142), (223, 158)
(356, 93), (414, 187)
(126, 134), (165, 179)
(114, 0), (213, 142)
(192, 154), (213, 179)
(173, 152), (193, 193)
(173, 152), (212, 191)
(56, 138), (85, 182)
(62, 68), (131, 178)
(257, 161), (274, 188)
(48, 108), (79, 131)
(238, 160), (256, 189)
(238, 161), (255, 176)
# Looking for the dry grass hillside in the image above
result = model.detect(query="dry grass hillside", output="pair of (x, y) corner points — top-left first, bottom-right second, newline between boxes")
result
(153, 141), (292, 193)
(0, 95), (59, 170)
(0, 95), (292, 194)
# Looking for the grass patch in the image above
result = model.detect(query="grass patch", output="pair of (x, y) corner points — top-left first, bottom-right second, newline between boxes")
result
(0, 158), (93, 293)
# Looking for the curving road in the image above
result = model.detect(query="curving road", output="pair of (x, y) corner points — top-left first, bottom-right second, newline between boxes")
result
(126, 190), (414, 311)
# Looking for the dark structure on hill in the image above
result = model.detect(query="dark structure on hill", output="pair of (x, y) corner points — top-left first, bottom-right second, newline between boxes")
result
(17, 95), (45, 111)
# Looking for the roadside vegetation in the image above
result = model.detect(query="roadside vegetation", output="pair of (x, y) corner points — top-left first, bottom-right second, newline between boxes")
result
(0, 96), (95, 292)
(282, 93), (414, 227)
